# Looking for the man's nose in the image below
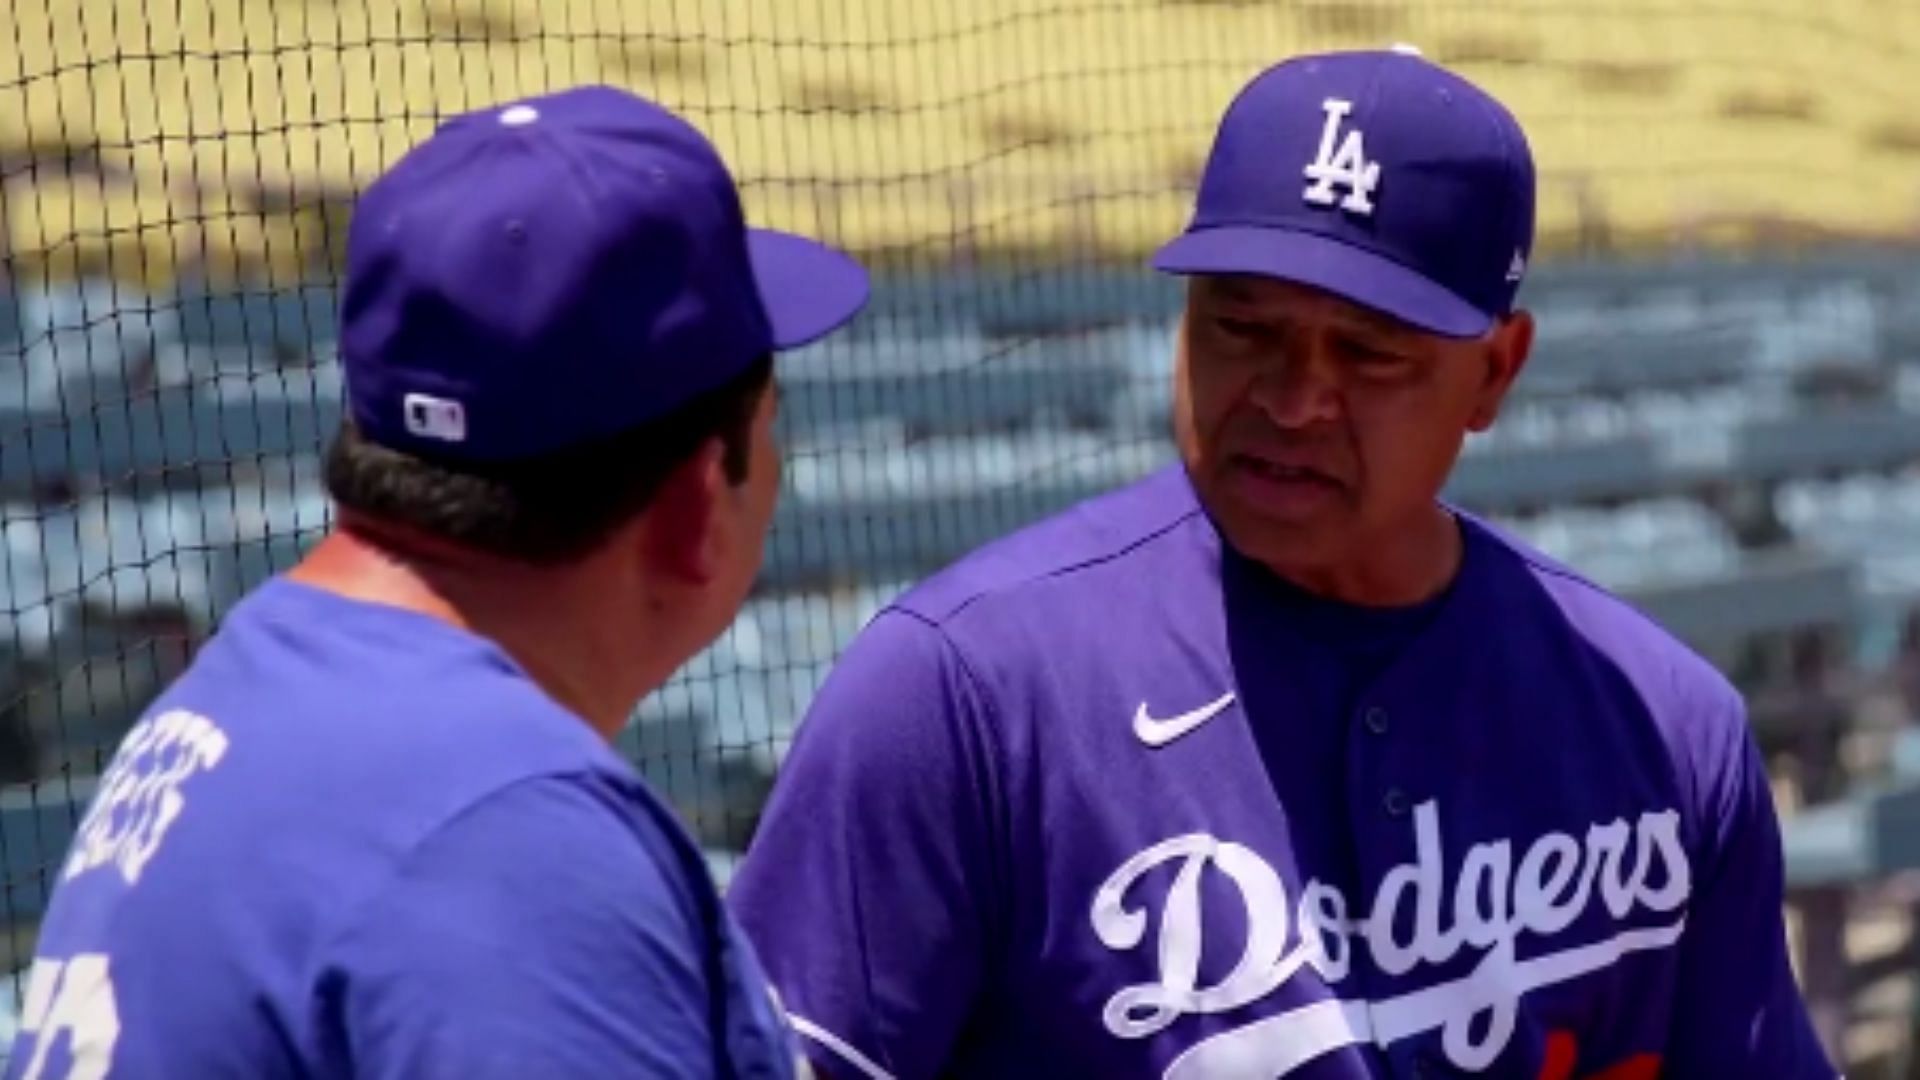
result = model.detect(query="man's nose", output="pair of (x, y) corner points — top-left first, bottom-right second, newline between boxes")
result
(1246, 349), (1343, 429)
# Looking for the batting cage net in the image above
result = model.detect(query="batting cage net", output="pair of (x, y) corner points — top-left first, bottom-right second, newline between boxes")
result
(5, 0), (1920, 1069)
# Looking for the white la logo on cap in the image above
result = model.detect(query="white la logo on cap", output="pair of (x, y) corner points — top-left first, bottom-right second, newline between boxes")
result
(1302, 98), (1380, 216)
(403, 392), (468, 442)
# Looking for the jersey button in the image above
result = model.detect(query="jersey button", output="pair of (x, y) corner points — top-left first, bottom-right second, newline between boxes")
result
(1363, 706), (1389, 734)
(1383, 788), (1410, 816)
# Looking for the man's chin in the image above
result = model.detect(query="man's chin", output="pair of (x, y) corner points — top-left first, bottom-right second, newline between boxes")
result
(1209, 499), (1349, 566)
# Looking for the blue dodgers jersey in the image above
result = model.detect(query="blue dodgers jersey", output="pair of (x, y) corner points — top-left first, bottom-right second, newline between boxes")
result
(730, 464), (1833, 1079)
(8, 578), (795, 1080)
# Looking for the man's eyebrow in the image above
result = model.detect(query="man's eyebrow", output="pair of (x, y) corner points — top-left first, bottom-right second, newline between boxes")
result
(1193, 279), (1259, 308)
(1197, 279), (1426, 338)
(1331, 305), (1422, 339)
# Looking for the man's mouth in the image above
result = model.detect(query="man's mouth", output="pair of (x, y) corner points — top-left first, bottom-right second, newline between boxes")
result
(1233, 455), (1342, 488)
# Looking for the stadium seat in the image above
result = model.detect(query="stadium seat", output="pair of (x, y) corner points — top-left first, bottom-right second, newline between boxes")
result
(9, 0), (1920, 277)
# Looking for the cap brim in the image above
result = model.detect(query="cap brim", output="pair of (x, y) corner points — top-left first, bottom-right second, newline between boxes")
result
(748, 229), (871, 350)
(1151, 227), (1492, 339)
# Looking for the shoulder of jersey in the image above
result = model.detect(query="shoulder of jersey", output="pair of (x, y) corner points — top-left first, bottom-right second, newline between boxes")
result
(1466, 511), (1737, 701)
(209, 581), (638, 797)
(888, 463), (1206, 627)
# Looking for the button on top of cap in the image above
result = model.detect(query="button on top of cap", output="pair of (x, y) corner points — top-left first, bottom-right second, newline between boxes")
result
(499, 104), (540, 127)
(1390, 42), (1423, 56)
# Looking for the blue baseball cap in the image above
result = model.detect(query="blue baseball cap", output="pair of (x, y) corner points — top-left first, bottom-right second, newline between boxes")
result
(1153, 47), (1535, 339)
(339, 84), (870, 462)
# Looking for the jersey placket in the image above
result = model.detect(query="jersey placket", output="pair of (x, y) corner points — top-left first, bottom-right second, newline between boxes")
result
(1343, 667), (1460, 1079)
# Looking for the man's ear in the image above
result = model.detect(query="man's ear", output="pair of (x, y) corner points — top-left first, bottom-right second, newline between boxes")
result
(1170, 311), (1200, 453)
(1467, 309), (1535, 432)
(640, 436), (728, 585)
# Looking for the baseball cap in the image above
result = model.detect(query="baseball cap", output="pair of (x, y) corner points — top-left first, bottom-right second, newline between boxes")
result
(339, 84), (870, 462)
(1152, 47), (1535, 339)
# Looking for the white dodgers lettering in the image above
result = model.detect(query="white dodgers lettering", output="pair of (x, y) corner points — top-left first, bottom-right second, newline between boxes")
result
(63, 708), (231, 887)
(1091, 800), (1692, 1078)
(1301, 98), (1380, 216)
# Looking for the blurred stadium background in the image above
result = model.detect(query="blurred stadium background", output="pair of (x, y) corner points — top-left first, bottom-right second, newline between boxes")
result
(4, 0), (1920, 1072)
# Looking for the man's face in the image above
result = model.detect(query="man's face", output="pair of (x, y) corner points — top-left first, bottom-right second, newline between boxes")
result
(709, 380), (782, 618)
(640, 374), (784, 666)
(1175, 275), (1530, 590)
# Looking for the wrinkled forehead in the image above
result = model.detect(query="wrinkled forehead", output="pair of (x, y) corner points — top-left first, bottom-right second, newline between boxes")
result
(1186, 273), (1429, 338)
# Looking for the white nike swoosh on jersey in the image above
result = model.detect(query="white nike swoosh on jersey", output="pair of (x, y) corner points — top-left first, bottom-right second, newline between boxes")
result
(1133, 691), (1237, 747)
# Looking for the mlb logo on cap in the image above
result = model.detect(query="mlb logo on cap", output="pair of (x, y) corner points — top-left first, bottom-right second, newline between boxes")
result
(402, 393), (468, 444)
(1154, 48), (1537, 339)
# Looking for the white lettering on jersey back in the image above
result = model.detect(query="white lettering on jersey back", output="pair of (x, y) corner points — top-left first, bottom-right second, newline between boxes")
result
(1090, 800), (1691, 1077)
(63, 708), (231, 887)
(15, 954), (122, 1080)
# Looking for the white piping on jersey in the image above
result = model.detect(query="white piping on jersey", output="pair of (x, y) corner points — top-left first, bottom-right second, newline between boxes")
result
(788, 1013), (898, 1080)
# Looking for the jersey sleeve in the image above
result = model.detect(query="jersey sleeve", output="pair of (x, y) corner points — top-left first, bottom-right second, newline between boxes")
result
(1663, 689), (1837, 1077)
(728, 609), (1007, 1080)
(320, 774), (726, 1079)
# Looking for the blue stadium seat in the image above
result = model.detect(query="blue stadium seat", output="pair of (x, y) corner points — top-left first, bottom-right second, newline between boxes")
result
(0, 377), (343, 497)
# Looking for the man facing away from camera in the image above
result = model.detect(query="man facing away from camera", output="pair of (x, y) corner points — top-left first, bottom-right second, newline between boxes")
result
(8, 84), (867, 1079)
